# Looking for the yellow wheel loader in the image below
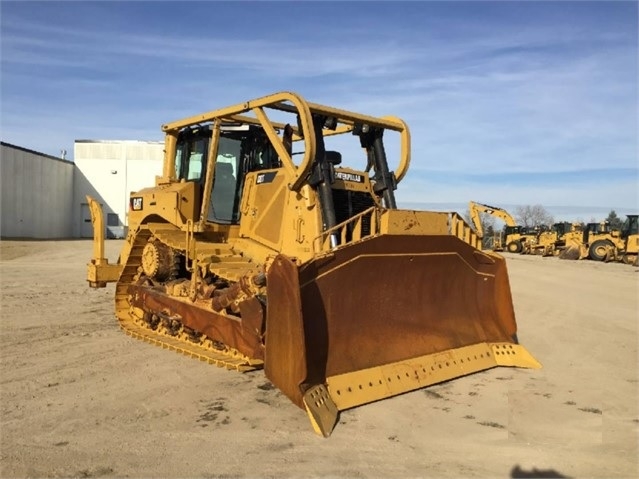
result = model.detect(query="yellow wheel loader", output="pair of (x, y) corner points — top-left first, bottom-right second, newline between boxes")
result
(605, 215), (639, 265)
(87, 92), (540, 437)
(580, 221), (624, 262)
(555, 221), (624, 261)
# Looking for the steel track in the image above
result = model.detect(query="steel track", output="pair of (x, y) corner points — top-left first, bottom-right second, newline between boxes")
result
(114, 227), (262, 372)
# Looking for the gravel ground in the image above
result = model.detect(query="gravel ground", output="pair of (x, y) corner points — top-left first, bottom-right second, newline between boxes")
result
(0, 239), (637, 478)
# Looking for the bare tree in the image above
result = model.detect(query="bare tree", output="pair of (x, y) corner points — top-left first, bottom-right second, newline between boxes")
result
(515, 204), (554, 228)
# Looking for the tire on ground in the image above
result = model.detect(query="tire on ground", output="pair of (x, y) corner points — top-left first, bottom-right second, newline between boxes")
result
(507, 241), (522, 253)
(588, 239), (613, 262)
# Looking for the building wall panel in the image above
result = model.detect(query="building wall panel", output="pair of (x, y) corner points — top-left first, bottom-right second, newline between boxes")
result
(73, 141), (163, 238)
(1, 143), (74, 238)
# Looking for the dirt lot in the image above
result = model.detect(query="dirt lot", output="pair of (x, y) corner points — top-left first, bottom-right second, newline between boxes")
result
(0, 239), (637, 478)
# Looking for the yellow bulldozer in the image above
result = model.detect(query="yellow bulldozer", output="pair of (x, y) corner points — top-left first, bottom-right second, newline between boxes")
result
(86, 92), (540, 437)
(468, 201), (538, 253)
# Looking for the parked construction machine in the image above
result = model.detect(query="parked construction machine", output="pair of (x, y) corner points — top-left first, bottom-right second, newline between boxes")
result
(554, 221), (625, 261)
(607, 215), (639, 265)
(580, 221), (623, 261)
(530, 221), (588, 259)
(468, 201), (537, 253)
(87, 92), (540, 436)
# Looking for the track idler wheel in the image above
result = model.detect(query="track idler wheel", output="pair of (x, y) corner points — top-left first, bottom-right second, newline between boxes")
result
(141, 239), (177, 281)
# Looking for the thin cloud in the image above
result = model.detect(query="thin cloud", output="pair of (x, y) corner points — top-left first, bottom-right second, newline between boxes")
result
(2, 20), (417, 78)
(1, 1), (636, 211)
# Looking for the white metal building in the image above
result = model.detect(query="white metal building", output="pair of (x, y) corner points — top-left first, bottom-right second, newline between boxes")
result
(73, 140), (164, 238)
(1, 142), (75, 238)
(1, 140), (164, 240)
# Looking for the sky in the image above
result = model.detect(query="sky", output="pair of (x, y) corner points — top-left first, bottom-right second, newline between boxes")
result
(1, 0), (637, 221)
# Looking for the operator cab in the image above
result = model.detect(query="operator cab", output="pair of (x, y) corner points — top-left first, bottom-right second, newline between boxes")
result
(621, 215), (639, 240)
(550, 222), (572, 241)
(504, 225), (527, 237)
(172, 114), (399, 239)
(173, 124), (282, 225)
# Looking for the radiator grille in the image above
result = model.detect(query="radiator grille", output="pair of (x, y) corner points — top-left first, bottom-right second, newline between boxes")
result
(331, 189), (376, 239)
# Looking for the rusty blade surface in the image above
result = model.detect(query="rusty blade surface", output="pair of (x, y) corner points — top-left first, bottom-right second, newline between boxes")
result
(264, 234), (518, 407)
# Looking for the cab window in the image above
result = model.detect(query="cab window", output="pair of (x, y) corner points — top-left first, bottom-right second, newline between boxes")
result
(186, 139), (206, 181)
(208, 137), (242, 223)
(174, 129), (210, 182)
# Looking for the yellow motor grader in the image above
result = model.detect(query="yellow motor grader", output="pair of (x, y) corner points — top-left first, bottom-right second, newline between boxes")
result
(86, 92), (540, 436)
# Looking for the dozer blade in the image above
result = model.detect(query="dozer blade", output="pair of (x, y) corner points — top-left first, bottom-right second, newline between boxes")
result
(264, 234), (540, 437)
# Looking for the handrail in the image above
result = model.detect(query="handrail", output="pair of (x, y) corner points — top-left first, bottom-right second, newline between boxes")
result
(313, 209), (482, 253)
(313, 206), (380, 253)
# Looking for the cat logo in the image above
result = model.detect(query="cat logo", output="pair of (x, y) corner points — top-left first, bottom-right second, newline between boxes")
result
(131, 197), (143, 211)
(256, 172), (277, 184)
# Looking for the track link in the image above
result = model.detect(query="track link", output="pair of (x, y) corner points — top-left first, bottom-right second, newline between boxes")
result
(114, 227), (263, 372)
